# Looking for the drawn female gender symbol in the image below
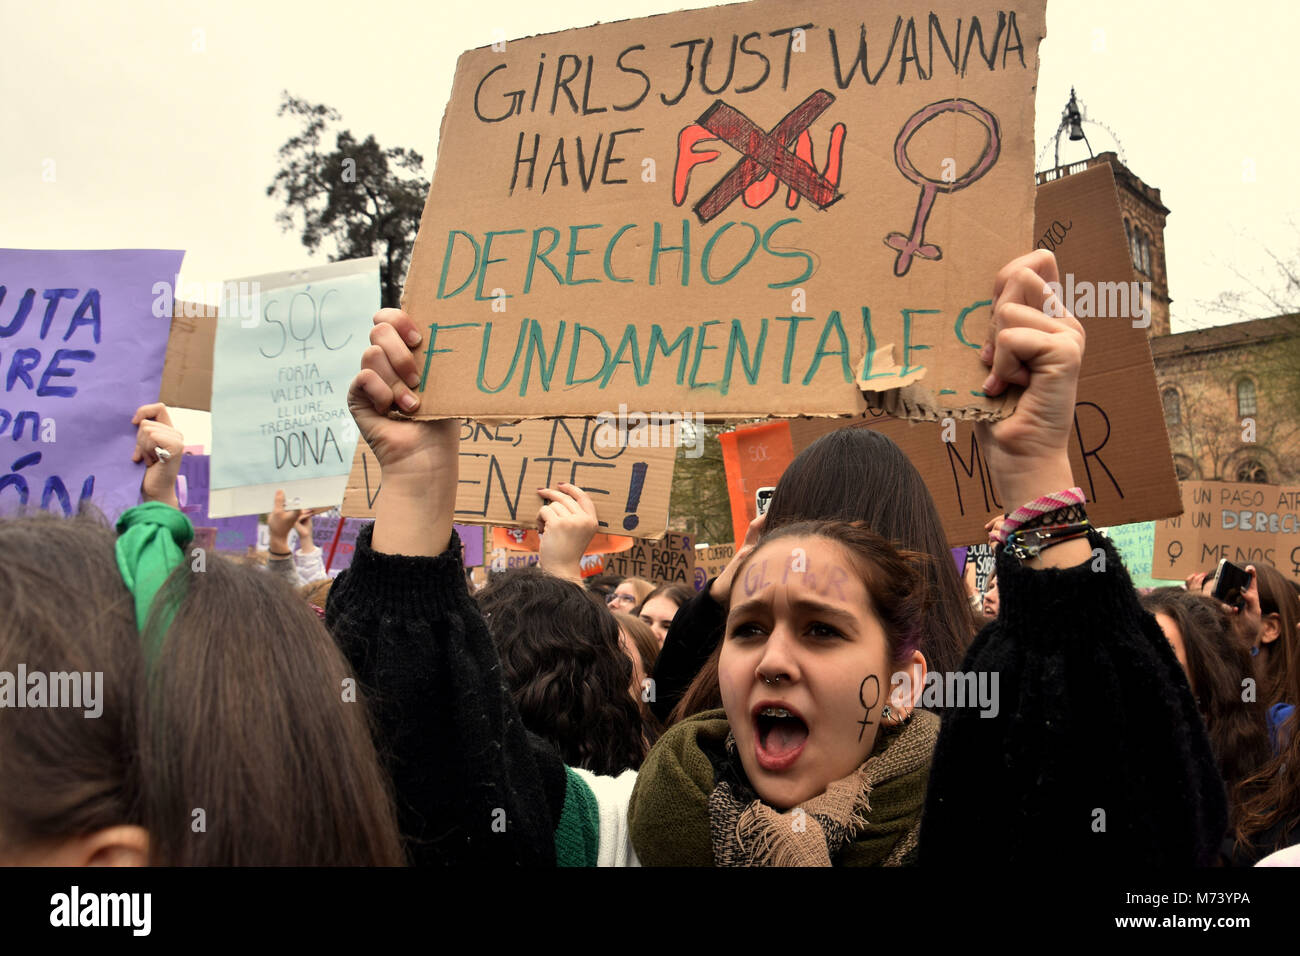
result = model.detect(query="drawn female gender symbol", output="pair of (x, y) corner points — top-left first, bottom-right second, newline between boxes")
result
(857, 674), (881, 741)
(884, 99), (1001, 277)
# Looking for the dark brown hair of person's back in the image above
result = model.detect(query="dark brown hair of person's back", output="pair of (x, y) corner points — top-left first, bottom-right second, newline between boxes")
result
(763, 428), (975, 676)
(1234, 564), (1300, 854)
(1140, 588), (1270, 818)
(478, 567), (646, 774)
(614, 612), (664, 745)
(0, 510), (404, 865)
(1251, 563), (1300, 711)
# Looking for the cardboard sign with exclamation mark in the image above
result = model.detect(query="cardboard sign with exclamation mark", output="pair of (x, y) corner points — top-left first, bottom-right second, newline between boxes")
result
(623, 462), (648, 531)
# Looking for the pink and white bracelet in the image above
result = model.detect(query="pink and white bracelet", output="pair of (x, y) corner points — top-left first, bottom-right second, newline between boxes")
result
(990, 487), (1086, 547)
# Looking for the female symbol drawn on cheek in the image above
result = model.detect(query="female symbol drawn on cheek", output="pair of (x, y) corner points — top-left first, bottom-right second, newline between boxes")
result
(857, 674), (881, 742)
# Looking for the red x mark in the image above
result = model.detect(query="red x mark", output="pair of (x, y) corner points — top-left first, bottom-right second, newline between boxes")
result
(693, 90), (843, 224)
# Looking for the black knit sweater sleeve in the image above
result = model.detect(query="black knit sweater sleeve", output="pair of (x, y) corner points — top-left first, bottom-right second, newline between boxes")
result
(326, 524), (564, 866)
(918, 532), (1228, 866)
(649, 580), (728, 723)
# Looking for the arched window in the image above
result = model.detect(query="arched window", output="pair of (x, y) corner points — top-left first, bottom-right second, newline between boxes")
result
(1173, 456), (1195, 480)
(1139, 233), (1150, 274)
(1162, 387), (1181, 426)
(1130, 229), (1142, 270)
(1236, 459), (1268, 483)
(1237, 378), (1257, 418)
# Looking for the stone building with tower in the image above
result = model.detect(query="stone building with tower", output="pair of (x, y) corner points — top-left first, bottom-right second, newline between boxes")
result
(1150, 314), (1300, 483)
(1033, 141), (1300, 484)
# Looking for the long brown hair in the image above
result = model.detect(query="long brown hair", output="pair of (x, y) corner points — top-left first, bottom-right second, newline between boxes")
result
(1234, 564), (1300, 853)
(1251, 563), (1300, 711)
(0, 511), (404, 865)
(764, 427), (975, 677)
(1140, 588), (1270, 817)
(614, 612), (664, 745)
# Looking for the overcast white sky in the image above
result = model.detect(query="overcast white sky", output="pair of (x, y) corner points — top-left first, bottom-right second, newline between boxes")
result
(4, 0), (1297, 334)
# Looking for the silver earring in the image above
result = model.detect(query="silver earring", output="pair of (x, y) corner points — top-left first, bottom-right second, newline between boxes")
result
(881, 705), (894, 722)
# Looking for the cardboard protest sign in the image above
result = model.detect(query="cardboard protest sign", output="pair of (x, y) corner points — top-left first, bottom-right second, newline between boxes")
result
(487, 544), (541, 571)
(719, 421), (795, 545)
(787, 162), (1180, 545)
(697, 542), (736, 578)
(175, 452), (259, 551)
(693, 541), (737, 591)
(403, 0), (1046, 422)
(603, 531), (697, 586)
(208, 258), (379, 517)
(343, 416), (677, 535)
(0, 248), (185, 517)
(159, 300), (218, 410)
(1153, 481), (1300, 582)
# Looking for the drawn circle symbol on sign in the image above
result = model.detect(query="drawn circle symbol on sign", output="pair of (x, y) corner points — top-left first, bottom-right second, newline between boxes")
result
(693, 567), (707, 591)
(1290, 545), (1300, 576)
(894, 99), (1001, 193)
(1167, 540), (1183, 566)
(885, 99), (1001, 276)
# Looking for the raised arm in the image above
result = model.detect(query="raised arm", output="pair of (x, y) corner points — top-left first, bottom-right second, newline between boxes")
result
(327, 309), (566, 866)
(918, 251), (1227, 865)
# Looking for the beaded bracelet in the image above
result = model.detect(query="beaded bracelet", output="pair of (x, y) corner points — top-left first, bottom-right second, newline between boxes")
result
(1004, 519), (1093, 559)
(991, 487), (1086, 546)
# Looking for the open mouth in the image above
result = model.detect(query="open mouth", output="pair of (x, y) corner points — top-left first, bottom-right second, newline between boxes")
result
(753, 704), (809, 772)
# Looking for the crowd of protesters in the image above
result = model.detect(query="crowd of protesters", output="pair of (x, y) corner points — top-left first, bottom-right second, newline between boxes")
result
(2, 251), (1298, 867)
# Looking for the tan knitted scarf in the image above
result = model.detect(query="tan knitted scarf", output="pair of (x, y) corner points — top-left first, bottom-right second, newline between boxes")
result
(628, 708), (940, 867)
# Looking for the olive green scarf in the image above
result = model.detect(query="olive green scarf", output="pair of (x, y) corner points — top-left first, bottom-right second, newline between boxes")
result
(628, 708), (938, 866)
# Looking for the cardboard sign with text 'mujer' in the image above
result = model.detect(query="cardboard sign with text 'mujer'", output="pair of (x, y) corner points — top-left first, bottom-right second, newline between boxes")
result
(787, 161), (1180, 546)
(402, 0), (1045, 422)
(341, 415), (677, 536)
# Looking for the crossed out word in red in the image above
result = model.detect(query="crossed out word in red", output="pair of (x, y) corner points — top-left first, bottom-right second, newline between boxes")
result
(673, 90), (845, 223)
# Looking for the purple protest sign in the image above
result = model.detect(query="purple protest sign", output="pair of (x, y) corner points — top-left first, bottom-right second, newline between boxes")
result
(176, 453), (258, 551)
(455, 523), (485, 568)
(0, 249), (185, 517)
(313, 515), (369, 574)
